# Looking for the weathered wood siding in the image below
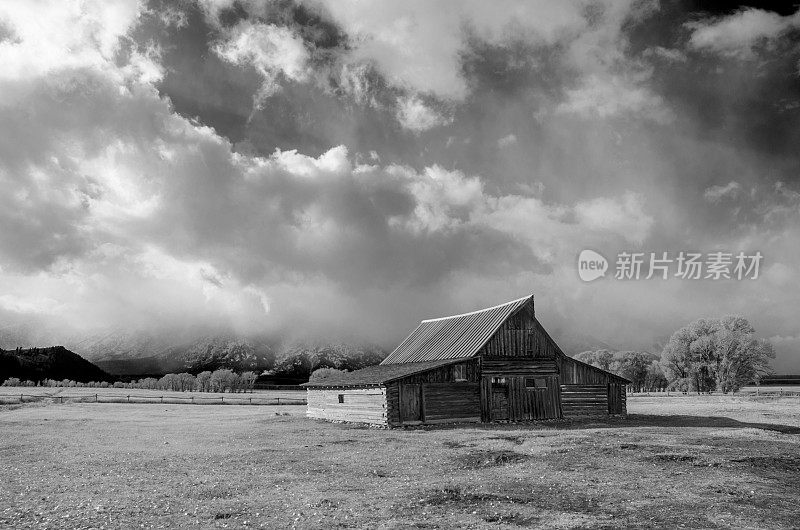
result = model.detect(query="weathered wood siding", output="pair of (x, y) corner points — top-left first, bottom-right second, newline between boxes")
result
(482, 358), (558, 375)
(558, 357), (627, 417)
(306, 387), (388, 425)
(480, 358), (562, 421)
(387, 360), (481, 426)
(560, 384), (608, 416)
(479, 306), (535, 357)
(424, 383), (481, 423)
(400, 383), (422, 422)
(559, 357), (612, 385)
(476, 311), (565, 421)
(478, 312), (565, 361)
(398, 359), (480, 384)
(386, 382), (401, 425)
(481, 375), (561, 421)
(608, 383), (627, 415)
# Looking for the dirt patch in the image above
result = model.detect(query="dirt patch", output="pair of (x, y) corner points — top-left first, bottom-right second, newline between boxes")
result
(487, 435), (525, 445)
(455, 449), (531, 469)
(404, 482), (605, 524)
(417, 486), (534, 507)
(651, 453), (698, 463)
(482, 511), (539, 526)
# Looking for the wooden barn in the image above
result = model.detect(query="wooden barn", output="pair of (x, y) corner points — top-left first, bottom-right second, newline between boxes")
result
(303, 295), (629, 427)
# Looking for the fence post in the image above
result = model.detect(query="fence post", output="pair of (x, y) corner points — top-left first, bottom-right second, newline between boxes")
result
(191, 396), (194, 404)
(249, 397), (252, 404)
(277, 397), (280, 405)
(160, 396), (163, 403)
(127, 395), (130, 403)
(95, 394), (98, 403)
(20, 394), (23, 403)
(221, 396), (224, 404)
(60, 396), (63, 404)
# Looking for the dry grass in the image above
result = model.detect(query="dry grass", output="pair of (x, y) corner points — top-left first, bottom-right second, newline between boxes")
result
(0, 386), (306, 405)
(1, 395), (799, 529)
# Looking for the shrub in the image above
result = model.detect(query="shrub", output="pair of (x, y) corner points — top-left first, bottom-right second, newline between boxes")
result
(309, 367), (347, 382)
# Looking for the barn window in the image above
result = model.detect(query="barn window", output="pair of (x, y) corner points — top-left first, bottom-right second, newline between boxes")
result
(491, 377), (506, 385)
(338, 394), (344, 403)
(525, 378), (547, 389)
(453, 364), (467, 382)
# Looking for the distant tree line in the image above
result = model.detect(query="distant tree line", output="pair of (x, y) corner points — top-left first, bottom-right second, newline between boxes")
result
(2, 378), (113, 388)
(574, 350), (666, 393)
(576, 315), (774, 394)
(2, 369), (259, 393)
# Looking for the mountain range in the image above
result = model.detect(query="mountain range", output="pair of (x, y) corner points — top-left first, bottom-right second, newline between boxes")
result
(0, 325), (386, 377)
(0, 346), (112, 383)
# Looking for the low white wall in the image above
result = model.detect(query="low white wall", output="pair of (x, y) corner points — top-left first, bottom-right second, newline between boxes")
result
(306, 387), (388, 425)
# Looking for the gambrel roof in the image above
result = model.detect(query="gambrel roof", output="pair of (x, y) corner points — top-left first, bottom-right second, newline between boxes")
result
(380, 295), (533, 365)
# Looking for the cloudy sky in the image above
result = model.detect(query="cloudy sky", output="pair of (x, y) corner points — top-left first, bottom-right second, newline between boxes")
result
(1, 0), (799, 369)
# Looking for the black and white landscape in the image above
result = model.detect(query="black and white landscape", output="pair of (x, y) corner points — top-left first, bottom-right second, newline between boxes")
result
(1, 1), (799, 528)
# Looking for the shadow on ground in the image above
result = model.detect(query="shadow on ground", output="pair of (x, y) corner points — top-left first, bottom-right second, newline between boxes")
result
(619, 414), (800, 434)
(400, 414), (800, 434)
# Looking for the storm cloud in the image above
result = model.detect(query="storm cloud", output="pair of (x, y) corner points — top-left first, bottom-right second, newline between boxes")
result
(1, 0), (799, 370)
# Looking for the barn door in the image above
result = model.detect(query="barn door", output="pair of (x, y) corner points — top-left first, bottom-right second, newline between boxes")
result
(490, 380), (509, 421)
(400, 383), (422, 423)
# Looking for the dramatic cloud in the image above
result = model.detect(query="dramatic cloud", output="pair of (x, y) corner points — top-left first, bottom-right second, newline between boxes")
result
(1, 1), (799, 372)
(308, 0), (588, 100)
(214, 21), (310, 102)
(395, 96), (450, 132)
(687, 8), (800, 59)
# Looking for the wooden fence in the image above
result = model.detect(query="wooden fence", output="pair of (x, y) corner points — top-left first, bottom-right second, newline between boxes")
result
(0, 393), (307, 406)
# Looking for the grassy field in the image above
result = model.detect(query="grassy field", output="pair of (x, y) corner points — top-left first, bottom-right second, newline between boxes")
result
(1, 395), (799, 529)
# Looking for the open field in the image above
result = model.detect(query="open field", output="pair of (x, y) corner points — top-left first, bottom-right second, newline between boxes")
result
(0, 387), (306, 405)
(1, 396), (799, 529)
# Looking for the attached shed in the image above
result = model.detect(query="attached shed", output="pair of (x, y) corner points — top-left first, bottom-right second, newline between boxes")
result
(304, 295), (629, 427)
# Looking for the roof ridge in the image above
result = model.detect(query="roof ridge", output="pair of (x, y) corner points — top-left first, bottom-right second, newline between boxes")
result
(420, 294), (533, 323)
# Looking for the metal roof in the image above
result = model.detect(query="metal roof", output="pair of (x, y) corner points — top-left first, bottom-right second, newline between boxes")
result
(302, 359), (463, 387)
(380, 295), (533, 365)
